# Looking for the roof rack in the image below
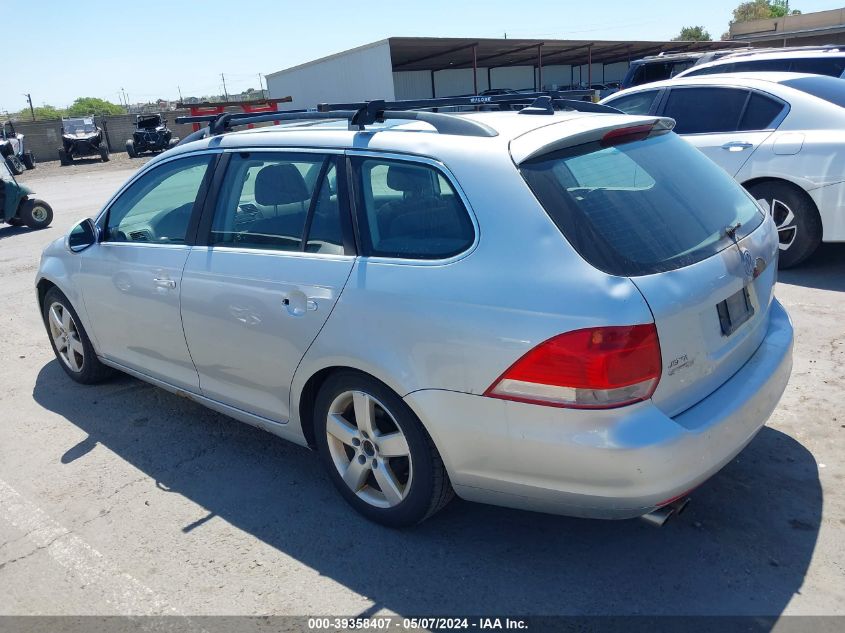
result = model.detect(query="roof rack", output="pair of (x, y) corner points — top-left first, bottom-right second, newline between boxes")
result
(174, 91), (620, 145)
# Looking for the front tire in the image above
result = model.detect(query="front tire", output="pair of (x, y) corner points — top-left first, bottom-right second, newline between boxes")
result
(746, 181), (822, 269)
(20, 199), (53, 229)
(314, 371), (453, 527)
(126, 139), (137, 158)
(22, 152), (36, 170)
(99, 145), (110, 162)
(58, 148), (71, 166)
(42, 288), (114, 384)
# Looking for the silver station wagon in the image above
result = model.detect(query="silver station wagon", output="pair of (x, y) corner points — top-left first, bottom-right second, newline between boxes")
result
(36, 94), (793, 527)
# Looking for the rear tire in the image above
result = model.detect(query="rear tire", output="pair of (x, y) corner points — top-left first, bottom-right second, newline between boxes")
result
(314, 370), (454, 527)
(99, 145), (110, 162)
(125, 140), (136, 158)
(746, 181), (822, 269)
(58, 149), (70, 166)
(21, 152), (35, 170)
(6, 155), (24, 175)
(42, 287), (114, 385)
(20, 199), (53, 229)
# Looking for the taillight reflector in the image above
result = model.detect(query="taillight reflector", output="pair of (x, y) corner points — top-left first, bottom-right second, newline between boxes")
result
(485, 324), (662, 409)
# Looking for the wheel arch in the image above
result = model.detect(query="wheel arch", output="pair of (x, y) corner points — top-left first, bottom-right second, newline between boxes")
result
(294, 362), (427, 450)
(741, 176), (820, 210)
(35, 272), (100, 353)
(36, 277), (57, 313)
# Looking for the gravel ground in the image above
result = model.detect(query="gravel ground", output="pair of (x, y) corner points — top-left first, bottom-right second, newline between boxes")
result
(18, 154), (153, 180)
(0, 161), (843, 619)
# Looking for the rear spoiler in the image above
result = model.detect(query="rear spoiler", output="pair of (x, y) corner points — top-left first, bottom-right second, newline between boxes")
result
(509, 116), (676, 164)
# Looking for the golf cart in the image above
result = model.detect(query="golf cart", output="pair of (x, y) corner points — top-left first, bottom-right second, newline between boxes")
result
(126, 113), (178, 157)
(0, 157), (53, 229)
(58, 117), (109, 165)
(1, 121), (36, 175)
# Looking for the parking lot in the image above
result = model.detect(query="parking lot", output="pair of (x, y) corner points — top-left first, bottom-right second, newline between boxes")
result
(0, 159), (844, 618)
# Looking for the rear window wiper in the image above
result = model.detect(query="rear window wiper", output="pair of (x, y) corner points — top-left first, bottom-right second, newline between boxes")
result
(724, 221), (742, 240)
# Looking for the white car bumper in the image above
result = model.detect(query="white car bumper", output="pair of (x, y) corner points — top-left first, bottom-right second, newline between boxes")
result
(809, 180), (845, 242)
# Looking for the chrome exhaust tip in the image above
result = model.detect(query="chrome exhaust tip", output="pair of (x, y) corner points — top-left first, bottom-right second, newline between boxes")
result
(640, 497), (690, 527)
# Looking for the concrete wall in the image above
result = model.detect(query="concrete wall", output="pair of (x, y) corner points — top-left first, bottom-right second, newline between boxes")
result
(266, 40), (395, 108)
(12, 111), (197, 162)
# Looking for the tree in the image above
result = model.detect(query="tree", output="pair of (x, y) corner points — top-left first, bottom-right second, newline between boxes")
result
(17, 104), (65, 120)
(673, 26), (712, 41)
(732, 0), (800, 24)
(770, 0), (801, 17)
(66, 97), (125, 117)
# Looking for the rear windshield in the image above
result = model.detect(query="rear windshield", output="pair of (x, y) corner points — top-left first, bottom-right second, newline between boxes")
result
(520, 132), (765, 276)
(781, 75), (845, 108)
(628, 60), (697, 87)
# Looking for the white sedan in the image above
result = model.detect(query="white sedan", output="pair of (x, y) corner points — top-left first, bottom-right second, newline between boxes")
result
(602, 72), (845, 267)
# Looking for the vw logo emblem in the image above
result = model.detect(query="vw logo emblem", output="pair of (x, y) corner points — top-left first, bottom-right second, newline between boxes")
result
(741, 248), (755, 279)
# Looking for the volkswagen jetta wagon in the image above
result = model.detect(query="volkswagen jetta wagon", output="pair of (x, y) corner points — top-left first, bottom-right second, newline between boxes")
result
(36, 95), (793, 527)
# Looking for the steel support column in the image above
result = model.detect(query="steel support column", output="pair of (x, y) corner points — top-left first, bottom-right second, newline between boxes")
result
(473, 44), (478, 95)
(537, 43), (544, 91)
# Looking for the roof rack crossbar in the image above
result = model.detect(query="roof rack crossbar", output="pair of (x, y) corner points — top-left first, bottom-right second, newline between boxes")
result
(177, 107), (497, 139)
(317, 90), (594, 113)
(173, 90), (618, 145)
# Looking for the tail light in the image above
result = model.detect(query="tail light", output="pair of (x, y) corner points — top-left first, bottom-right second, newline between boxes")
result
(484, 324), (662, 409)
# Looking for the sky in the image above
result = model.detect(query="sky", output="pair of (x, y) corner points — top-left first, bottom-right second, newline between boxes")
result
(3, 0), (841, 113)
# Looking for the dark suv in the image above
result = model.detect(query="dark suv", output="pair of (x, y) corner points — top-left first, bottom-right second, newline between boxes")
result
(620, 53), (706, 89)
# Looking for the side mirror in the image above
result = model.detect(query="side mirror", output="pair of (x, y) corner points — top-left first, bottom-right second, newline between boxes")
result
(66, 218), (98, 253)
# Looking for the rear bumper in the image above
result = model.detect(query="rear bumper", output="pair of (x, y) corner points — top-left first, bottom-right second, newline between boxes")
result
(404, 299), (793, 519)
(808, 180), (845, 242)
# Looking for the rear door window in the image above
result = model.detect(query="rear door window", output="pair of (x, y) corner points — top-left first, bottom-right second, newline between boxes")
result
(662, 87), (749, 134)
(738, 92), (786, 130)
(519, 132), (764, 276)
(352, 157), (474, 259)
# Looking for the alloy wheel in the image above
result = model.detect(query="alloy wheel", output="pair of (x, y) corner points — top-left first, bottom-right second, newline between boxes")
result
(325, 390), (412, 508)
(766, 197), (798, 251)
(48, 302), (84, 372)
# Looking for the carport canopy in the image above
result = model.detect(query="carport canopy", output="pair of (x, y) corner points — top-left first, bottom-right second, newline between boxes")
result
(388, 36), (742, 89)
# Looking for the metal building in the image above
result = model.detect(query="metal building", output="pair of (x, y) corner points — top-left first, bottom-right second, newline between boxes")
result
(265, 36), (738, 108)
(729, 7), (845, 47)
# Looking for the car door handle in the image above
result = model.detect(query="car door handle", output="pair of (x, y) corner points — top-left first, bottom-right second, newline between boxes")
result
(153, 278), (176, 289)
(721, 141), (754, 151)
(282, 295), (318, 315)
